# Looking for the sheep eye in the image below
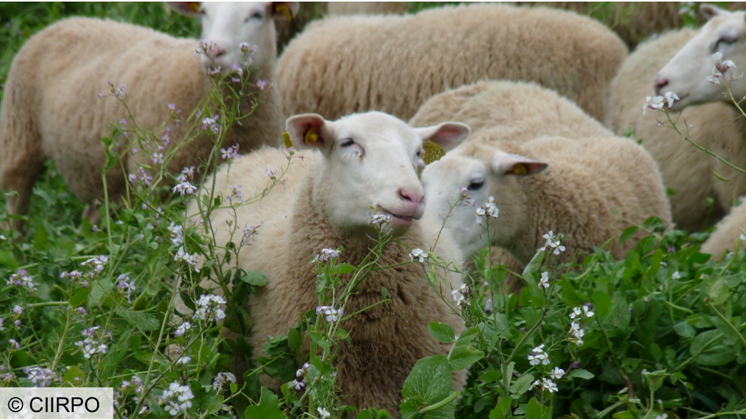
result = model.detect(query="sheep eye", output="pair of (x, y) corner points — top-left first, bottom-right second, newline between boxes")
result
(716, 36), (737, 49)
(340, 138), (355, 148)
(467, 179), (484, 191)
(416, 149), (422, 158)
(246, 11), (264, 22)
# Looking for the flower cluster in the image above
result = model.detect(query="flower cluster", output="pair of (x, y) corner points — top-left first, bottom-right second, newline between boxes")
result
(290, 362), (311, 391)
(117, 274), (136, 303)
(24, 366), (55, 387)
(706, 52), (742, 85)
(313, 247), (342, 263)
(81, 255), (109, 278)
(451, 283), (468, 307)
(317, 407), (331, 419)
(643, 91), (679, 115)
(221, 144), (240, 160)
(528, 344), (550, 366)
(7, 269), (34, 290)
(0, 365), (16, 383)
(162, 381), (194, 416)
(242, 224), (260, 246)
(194, 38), (218, 58)
(459, 187), (475, 207)
(476, 196), (499, 225)
(538, 271), (550, 289)
(212, 372), (237, 392)
(192, 294), (226, 323)
(121, 376), (144, 394)
(368, 213), (392, 227)
(227, 184), (245, 205)
(202, 116), (220, 135)
(172, 173), (198, 196)
(527, 345), (566, 393)
(174, 246), (199, 271)
(129, 167), (153, 187)
(541, 230), (566, 255)
(74, 325), (109, 359)
(174, 321), (191, 337)
(316, 305), (344, 322)
(107, 81), (126, 99)
(168, 222), (184, 246)
(568, 303), (595, 346)
(409, 248), (428, 263)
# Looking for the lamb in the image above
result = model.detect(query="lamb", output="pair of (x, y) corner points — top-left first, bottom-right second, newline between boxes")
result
(700, 200), (746, 257)
(412, 81), (671, 271)
(276, 3), (627, 123)
(605, 5), (746, 233)
(187, 111), (471, 415)
(0, 2), (297, 231)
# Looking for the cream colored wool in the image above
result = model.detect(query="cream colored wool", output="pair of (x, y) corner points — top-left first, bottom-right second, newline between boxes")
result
(277, 4), (627, 122)
(327, 2), (407, 16)
(606, 28), (746, 232)
(0, 17), (283, 226)
(188, 147), (466, 416)
(425, 137), (673, 268)
(701, 197), (746, 257)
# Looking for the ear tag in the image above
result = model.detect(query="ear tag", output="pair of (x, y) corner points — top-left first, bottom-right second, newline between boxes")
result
(422, 141), (446, 165)
(304, 127), (319, 144)
(275, 3), (293, 21)
(282, 131), (293, 148)
(513, 163), (527, 175)
(189, 2), (201, 13)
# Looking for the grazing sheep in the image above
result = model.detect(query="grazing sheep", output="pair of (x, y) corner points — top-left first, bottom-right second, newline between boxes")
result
(701, 197), (746, 257)
(327, 2), (407, 16)
(189, 111), (471, 415)
(276, 3), (627, 123)
(421, 136), (673, 269)
(606, 5), (746, 232)
(0, 2), (297, 231)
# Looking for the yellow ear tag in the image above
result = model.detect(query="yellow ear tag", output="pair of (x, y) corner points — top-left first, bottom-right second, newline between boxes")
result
(304, 127), (319, 144)
(282, 131), (293, 148)
(189, 2), (201, 13)
(422, 141), (446, 165)
(275, 4), (293, 21)
(513, 163), (527, 175)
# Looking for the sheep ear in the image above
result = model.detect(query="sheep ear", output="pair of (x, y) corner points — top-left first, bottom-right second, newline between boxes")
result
(700, 4), (726, 20)
(166, 2), (202, 17)
(414, 122), (471, 152)
(269, 2), (299, 21)
(286, 113), (334, 153)
(490, 151), (548, 177)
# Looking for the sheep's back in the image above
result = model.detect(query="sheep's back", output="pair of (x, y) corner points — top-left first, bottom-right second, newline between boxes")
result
(278, 4), (627, 122)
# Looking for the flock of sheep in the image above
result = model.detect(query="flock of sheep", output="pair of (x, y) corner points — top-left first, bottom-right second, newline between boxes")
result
(1, 1), (745, 414)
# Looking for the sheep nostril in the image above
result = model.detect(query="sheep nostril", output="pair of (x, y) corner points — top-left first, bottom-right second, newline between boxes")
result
(653, 75), (669, 95)
(399, 189), (424, 204)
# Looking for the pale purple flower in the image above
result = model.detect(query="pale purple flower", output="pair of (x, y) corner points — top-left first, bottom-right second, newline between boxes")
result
(192, 294), (227, 323)
(9, 339), (20, 350)
(12, 305), (23, 315)
(162, 381), (194, 416)
(212, 372), (236, 391)
(174, 321), (191, 337)
(172, 175), (198, 196)
(256, 79), (268, 90)
(23, 366), (55, 387)
(316, 305), (344, 322)
(220, 144), (240, 160)
(409, 248), (428, 263)
(7, 269), (34, 290)
(174, 246), (199, 271)
(242, 224), (260, 245)
(312, 248), (341, 263)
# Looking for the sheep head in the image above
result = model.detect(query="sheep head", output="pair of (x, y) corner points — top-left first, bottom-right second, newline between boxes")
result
(286, 111), (470, 238)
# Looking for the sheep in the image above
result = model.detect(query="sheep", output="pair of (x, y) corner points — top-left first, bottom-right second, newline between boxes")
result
(0, 2), (298, 231)
(187, 111), (471, 415)
(606, 5), (746, 233)
(327, 2), (407, 16)
(700, 198), (746, 257)
(421, 136), (673, 271)
(411, 81), (671, 273)
(276, 3), (627, 124)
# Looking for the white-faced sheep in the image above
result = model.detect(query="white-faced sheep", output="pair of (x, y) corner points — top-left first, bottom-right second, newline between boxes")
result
(188, 111), (471, 415)
(606, 5), (746, 233)
(412, 81), (671, 272)
(276, 3), (627, 123)
(0, 2), (297, 231)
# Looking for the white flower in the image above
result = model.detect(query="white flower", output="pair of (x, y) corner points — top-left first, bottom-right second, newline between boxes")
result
(312, 247), (342, 263)
(706, 67), (723, 85)
(643, 95), (665, 114)
(192, 294), (227, 323)
(549, 367), (565, 380)
(174, 246), (199, 271)
(672, 271), (681, 280)
(409, 248), (428, 263)
(476, 196), (499, 224)
(540, 377), (558, 393)
(162, 381), (194, 416)
(740, 233), (746, 241)
(317, 407), (331, 419)
(168, 222), (184, 246)
(528, 344), (550, 366)
(212, 372), (237, 391)
(316, 306), (344, 322)
(538, 272), (550, 289)
(172, 177), (198, 196)
(664, 91), (679, 108)
(542, 230), (565, 255)
(174, 322), (191, 337)
(368, 213), (392, 227)
(176, 356), (191, 365)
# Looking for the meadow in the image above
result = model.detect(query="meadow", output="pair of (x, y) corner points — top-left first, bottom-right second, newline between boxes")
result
(0, 3), (745, 419)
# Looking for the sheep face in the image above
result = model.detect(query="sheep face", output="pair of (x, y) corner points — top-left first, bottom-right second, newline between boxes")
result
(286, 111), (469, 238)
(169, 2), (298, 74)
(654, 5), (746, 110)
(421, 144), (547, 258)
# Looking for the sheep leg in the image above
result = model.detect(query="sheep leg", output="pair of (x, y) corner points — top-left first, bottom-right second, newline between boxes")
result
(0, 122), (45, 234)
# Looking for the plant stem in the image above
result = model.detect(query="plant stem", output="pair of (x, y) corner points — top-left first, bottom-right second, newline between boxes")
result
(704, 297), (746, 352)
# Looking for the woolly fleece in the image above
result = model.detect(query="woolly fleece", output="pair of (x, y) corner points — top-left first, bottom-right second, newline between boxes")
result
(276, 4), (627, 122)
(606, 28), (746, 232)
(0, 17), (283, 222)
(701, 197), (746, 257)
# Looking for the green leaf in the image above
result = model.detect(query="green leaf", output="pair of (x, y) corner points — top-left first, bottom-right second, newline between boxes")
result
(560, 278), (587, 307)
(241, 270), (268, 287)
(331, 263), (356, 275)
(521, 250), (544, 287)
(448, 341), (483, 371)
(489, 396), (512, 419)
(245, 387), (285, 419)
(400, 355), (455, 419)
(707, 278), (729, 305)
(260, 354), (296, 382)
(509, 374), (535, 397)
(114, 307), (160, 331)
(526, 397), (545, 419)
(592, 291), (612, 317)
(619, 225), (639, 244)
(287, 327), (302, 352)
(428, 322), (456, 343)
(673, 321), (696, 338)
(62, 366), (86, 386)
(690, 329), (735, 366)
(0, 250), (19, 269)
(70, 288), (89, 307)
(566, 369), (594, 380)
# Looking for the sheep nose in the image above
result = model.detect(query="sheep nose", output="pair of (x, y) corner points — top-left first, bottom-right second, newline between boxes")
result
(399, 188), (425, 204)
(207, 47), (226, 59)
(653, 75), (669, 96)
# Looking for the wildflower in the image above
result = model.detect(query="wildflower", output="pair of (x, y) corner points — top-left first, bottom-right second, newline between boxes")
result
(451, 283), (468, 307)
(458, 187), (476, 207)
(192, 294), (227, 322)
(316, 305), (344, 322)
(242, 224), (260, 245)
(549, 367), (565, 380)
(672, 271), (681, 280)
(162, 381), (194, 416)
(75, 326), (109, 359)
(134, 167), (153, 186)
(81, 255), (109, 277)
(12, 305), (23, 315)
(317, 407), (331, 419)
(290, 379), (306, 391)
(239, 42), (258, 55)
(569, 321), (585, 346)
(174, 321), (191, 337)
(409, 248), (428, 263)
(174, 246), (199, 270)
(9, 339), (20, 350)
(664, 91), (679, 108)
(476, 196), (499, 224)
(530, 377), (558, 393)
(642, 95), (665, 114)
(172, 175), (198, 196)
(538, 272), (550, 289)
(256, 79), (268, 90)
(528, 344), (550, 366)
(0, 318), (4, 331)
(194, 38), (218, 57)
(168, 103), (176, 111)
(569, 305), (594, 319)
(296, 362), (310, 378)
(212, 372), (237, 392)
(0, 235), (5, 240)
(227, 184), (245, 204)
(7, 269), (34, 290)
(313, 247), (341, 263)
(117, 274), (136, 303)
(151, 152), (164, 165)
(220, 144), (240, 160)
(181, 166), (195, 179)
(76, 307), (87, 316)
(368, 213), (391, 227)
(176, 356), (191, 365)
(107, 81), (126, 99)
(23, 366), (55, 387)
(202, 116), (220, 134)
(542, 230), (566, 255)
